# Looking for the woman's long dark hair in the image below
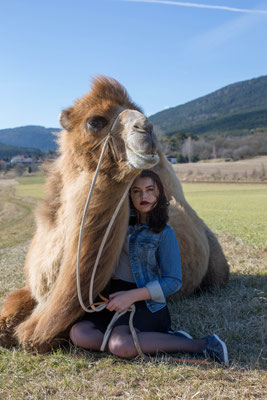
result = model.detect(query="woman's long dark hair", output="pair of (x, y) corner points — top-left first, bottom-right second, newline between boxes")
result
(129, 169), (169, 233)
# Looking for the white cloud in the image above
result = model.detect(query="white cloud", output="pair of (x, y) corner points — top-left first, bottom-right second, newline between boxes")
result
(121, 0), (267, 15)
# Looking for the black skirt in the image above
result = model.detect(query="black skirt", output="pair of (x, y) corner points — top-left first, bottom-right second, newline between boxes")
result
(81, 279), (171, 334)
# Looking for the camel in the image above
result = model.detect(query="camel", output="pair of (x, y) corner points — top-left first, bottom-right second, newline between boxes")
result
(0, 77), (229, 353)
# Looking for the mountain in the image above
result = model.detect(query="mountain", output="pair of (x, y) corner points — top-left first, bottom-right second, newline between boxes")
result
(0, 142), (42, 159)
(0, 126), (60, 152)
(149, 75), (267, 136)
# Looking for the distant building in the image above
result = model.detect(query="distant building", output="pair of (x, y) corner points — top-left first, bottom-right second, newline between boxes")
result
(24, 157), (33, 164)
(11, 155), (33, 164)
(11, 155), (25, 164)
(46, 153), (58, 159)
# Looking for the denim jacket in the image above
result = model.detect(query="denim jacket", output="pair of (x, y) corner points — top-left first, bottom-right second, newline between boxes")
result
(128, 223), (182, 312)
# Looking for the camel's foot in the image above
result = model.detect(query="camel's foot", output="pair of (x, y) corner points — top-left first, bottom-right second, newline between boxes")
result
(21, 339), (56, 354)
(16, 315), (71, 353)
(21, 334), (71, 354)
(0, 286), (36, 349)
(0, 316), (19, 347)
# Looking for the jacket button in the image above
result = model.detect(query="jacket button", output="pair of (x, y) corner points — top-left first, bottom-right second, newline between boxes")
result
(151, 305), (155, 308)
(133, 257), (137, 261)
(136, 273), (140, 278)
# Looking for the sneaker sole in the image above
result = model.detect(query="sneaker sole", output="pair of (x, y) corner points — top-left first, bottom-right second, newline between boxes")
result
(168, 330), (193, 339)
(212, 334), (229, 366)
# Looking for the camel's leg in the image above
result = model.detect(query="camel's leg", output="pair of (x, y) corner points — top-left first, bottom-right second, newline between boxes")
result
(200, 227), (230, 291)
(0, 287), (36, 347)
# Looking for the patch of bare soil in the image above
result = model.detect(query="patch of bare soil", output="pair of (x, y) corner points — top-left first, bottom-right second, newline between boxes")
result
(0, 178), (18, 186)
(173, 155), (267, 182)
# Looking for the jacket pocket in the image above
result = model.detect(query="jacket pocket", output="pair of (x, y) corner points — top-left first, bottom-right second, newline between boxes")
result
(139, 241), (158, 269)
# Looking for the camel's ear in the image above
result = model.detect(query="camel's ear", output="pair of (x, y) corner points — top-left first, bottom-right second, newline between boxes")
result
(59, 109), (73, 131)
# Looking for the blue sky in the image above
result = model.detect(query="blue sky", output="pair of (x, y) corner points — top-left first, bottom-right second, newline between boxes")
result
(0, 0), (267, 129)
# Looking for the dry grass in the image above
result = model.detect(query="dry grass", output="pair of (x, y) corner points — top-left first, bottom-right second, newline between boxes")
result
(0, 186), (36, 249)
(0, 178), (266, 399)
(173, 155), (267, 183)
(0, 348), (266, 399)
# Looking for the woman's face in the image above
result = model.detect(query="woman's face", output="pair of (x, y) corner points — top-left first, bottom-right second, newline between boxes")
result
(130, 176), (159, 219)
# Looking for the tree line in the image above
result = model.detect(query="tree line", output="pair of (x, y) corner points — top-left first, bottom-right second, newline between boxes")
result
(161, 130), (267, 162)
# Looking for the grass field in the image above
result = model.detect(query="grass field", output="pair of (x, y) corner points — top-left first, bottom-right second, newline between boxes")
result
(15, 175), (45, 200)
(183, 183), (267, 248)
(0, 176), (266, 399)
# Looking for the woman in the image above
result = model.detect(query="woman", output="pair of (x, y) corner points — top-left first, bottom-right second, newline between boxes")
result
(70, 170), (229, 365)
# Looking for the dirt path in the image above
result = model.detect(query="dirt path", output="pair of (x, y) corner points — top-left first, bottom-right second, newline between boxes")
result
(0, 184), (36, 249)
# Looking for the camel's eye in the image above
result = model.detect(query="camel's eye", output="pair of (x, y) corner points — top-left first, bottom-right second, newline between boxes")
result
(87, 116), (108, 132)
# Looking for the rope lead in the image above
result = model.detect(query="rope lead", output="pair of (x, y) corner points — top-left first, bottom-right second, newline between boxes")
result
(76, 111), (144, 357)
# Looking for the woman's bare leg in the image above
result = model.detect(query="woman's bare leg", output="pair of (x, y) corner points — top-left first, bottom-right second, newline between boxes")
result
(70, 321), (104, 350)
(108, 326), (206, 359)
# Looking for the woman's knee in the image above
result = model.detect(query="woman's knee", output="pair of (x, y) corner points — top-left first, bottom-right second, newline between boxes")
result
(70, 324), (78, 346)
(108, 327), (137, 359)
(70, 321), (98, 348)
(70, 322), (84, 346)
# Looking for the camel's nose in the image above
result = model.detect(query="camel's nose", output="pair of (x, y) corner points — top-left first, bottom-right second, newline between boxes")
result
(133, 118), (153, 134)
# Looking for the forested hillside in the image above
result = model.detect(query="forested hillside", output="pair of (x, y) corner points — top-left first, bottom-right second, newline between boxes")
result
(149, 75), (267, 136)
(0, 143), (42, 159)
(0, 126), (60, 153)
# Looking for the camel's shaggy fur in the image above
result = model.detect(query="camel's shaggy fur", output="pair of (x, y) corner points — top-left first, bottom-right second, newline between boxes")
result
(0, 77), (229, 352)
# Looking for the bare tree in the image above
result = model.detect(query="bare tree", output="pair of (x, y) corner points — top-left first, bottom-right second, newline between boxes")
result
(182, 136), (193, 162)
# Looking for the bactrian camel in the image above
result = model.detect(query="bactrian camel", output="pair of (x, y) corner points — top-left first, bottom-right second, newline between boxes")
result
(0, 77), (229, 353)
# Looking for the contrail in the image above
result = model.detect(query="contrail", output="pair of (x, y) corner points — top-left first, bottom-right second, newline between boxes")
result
(121, 0), (267, 15)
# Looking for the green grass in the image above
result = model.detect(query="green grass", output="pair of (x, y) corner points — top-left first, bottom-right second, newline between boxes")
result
(0, 178), (266, 399)
(183, 183), (267, 249)
(15, 175), (45, 200)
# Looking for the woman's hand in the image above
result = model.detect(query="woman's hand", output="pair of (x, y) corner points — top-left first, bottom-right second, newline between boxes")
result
(106, 287), (151, 313)
(106, 291), (135, 313)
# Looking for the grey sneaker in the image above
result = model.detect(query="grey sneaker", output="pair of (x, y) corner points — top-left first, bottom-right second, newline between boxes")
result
(168, 330), (193, 339)
(203, 334), (229, 366)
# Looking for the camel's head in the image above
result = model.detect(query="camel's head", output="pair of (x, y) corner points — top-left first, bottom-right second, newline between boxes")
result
(59, 77), (159, 178)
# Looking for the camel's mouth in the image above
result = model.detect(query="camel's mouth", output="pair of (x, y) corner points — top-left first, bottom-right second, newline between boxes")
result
(126, 145), (159, 168)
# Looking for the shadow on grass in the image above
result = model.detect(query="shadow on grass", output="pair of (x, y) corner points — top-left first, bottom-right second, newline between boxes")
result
(169, 273), (267, 371)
